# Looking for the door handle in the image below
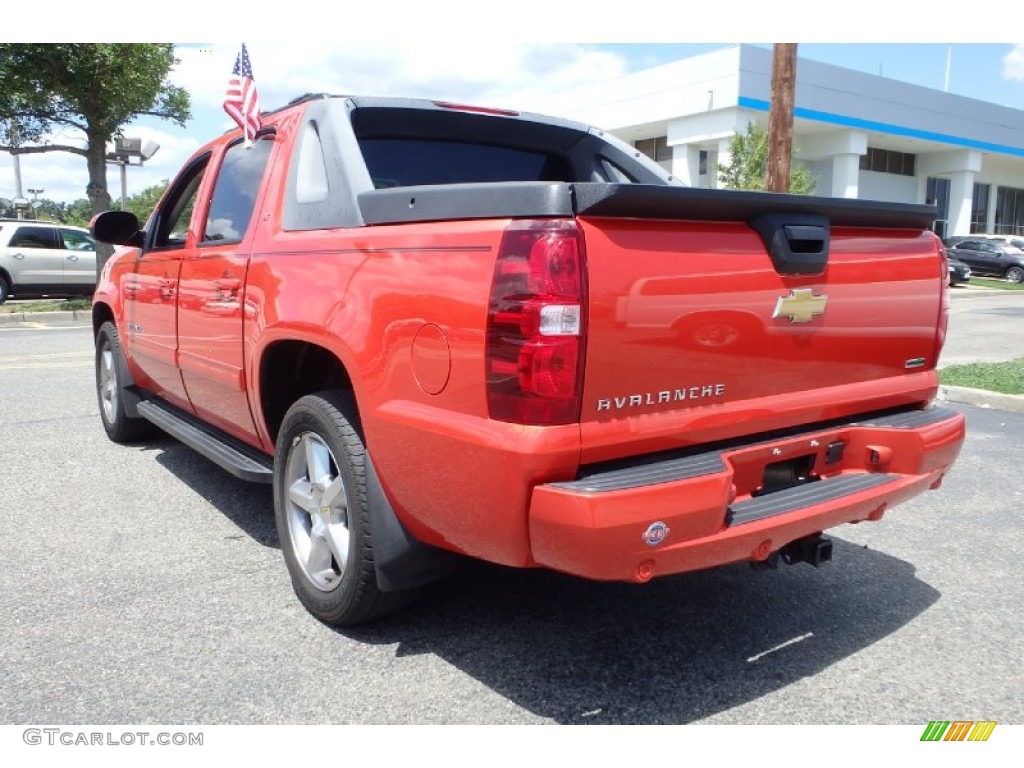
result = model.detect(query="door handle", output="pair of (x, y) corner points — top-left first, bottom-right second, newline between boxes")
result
(214, 278), (241, 293)
(66, 255), (79, 262)
(12, 253), (25, 260)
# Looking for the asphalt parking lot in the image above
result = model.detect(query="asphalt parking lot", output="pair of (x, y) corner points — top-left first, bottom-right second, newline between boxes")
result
(0, 290), (1022, 727)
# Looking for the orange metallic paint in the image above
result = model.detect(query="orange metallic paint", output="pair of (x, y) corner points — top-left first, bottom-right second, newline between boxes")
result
(530, 409), (965, 581)
(93, 97), (965, 578)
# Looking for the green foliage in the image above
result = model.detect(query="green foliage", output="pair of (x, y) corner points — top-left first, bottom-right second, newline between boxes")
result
(2, 183), (167, 228)
(940, 358), (1024, 394)
(0, 44), (190, 145)
(969, 277), (1024, 291)
(123, 181), (169, 225)
(0, 44), (190, 223)
(64, 198), (95, 227)
(718, 122), (816, 195)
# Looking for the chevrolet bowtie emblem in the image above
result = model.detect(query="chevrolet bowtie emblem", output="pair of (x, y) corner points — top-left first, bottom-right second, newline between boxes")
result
(773, 289), (828, 323)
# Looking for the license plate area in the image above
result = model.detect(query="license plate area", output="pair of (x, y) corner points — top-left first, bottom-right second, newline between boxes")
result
(753, 453), (820, 497)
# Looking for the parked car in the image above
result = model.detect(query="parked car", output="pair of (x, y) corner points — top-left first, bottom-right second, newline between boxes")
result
(942, 235), (975, 249)
(0, 219), (97, 303)
(980, 233), (1024, 251)
(947, 238), (1024, 283)
(948, 256), (971, 286)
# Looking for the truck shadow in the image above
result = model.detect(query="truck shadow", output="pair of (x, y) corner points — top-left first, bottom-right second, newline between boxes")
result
(345, 541), (938, 724)
(146, 436), (937, 725)
(150, 437), (279, 549)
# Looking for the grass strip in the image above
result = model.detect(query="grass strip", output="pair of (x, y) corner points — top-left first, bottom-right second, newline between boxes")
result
(0, 297), (92, 313)
(940, 357), (1024, 395)
(967, 277), (1024, 290)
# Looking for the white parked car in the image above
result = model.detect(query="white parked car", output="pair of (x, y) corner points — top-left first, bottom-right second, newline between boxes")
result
(0, 219), (97, 303)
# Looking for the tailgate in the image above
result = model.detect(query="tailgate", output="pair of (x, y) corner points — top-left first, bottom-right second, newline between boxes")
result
(577, 209), (945, 464)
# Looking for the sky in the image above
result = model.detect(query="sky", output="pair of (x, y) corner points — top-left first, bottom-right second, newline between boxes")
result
(3, 3), (1024, 206)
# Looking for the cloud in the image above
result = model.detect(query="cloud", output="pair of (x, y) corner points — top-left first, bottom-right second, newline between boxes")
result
(2, 42), (628, 205)
(1003, 45), (1024, 81)
(173, 42), (628, 114)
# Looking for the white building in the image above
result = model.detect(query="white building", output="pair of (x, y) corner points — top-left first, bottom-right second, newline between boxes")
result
(542, 45), (1024, 238)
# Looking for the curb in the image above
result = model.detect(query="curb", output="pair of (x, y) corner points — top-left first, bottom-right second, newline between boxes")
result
(0, 310), (84, 325)
(938, 385), (1024, 414)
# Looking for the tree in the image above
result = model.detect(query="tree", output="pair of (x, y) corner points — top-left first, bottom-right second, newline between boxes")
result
(0, 44), (190, 229)
(123, 180), (169, 225)
(718, 122), (816, 195)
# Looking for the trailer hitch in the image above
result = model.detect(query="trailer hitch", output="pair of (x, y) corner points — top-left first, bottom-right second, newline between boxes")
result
(750, 534), (833, 571)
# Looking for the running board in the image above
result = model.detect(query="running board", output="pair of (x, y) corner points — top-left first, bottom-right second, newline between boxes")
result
(727, 473), (898, 527)
(136, 399), (274, 483)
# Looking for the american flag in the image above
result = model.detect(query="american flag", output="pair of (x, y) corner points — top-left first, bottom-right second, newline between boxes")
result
(223, 44), (261, 142)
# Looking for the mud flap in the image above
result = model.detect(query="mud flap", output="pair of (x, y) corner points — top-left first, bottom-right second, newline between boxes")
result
(365, 455), (458, 592)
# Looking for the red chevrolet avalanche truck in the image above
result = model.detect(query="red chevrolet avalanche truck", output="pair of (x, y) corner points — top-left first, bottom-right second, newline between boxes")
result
(90, 94), (965, 626)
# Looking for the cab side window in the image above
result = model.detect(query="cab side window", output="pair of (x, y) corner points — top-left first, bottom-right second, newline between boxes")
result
(202, 137), (274, 244)
(151, 157), (209, 250)
(10, 227), (59, 249)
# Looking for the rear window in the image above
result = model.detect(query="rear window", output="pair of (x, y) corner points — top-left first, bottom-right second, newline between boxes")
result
(359, 139), (568, 188)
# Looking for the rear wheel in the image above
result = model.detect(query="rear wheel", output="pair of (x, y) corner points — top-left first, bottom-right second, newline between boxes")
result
(95, 321), (153, 442)
(1005, 266), (1024, 284)
(0, 274), (10, 304)
(274, 391), (417, 626)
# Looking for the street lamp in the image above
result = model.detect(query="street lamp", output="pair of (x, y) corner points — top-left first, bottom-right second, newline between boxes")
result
(105, 137), (160, 210)
(27, 188), (44, 218)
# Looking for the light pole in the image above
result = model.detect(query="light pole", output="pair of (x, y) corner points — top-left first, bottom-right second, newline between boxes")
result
(105, 137), (160, 210)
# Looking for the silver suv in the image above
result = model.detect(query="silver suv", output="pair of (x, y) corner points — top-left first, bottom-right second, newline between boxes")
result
(0, 219), (97, 303)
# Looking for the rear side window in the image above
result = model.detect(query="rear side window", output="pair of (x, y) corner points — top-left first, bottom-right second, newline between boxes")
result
(599, 158), (638, 183)
(9, 227), (59, 249)
(294, 122), (329, 203)
(359, 139), (568, 188)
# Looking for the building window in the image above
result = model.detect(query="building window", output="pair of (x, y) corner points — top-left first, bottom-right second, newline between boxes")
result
(995, 186), (1024, 236)
(926, 177), (951, 240)
(634, 136), (672, 163)
(971, 183), (990, 233)
(859, 147), (916, 176)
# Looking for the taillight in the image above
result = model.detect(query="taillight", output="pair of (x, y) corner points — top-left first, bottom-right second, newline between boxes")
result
(486, 220), (587, 425)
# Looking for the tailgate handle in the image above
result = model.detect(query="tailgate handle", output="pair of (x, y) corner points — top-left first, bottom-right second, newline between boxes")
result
(750, 214), (830, 276)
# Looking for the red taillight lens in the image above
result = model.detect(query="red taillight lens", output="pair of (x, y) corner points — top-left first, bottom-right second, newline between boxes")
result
(486, 220), (586, 425)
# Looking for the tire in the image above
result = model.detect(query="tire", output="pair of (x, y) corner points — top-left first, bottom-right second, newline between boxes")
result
(0, 274), (10, 304)
(95, 321), (153, 442)
(1005, 266), (1024, 284)
(273, 391), (417, 627)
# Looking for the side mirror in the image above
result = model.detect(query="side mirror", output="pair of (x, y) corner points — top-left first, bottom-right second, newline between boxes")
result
(90, 211), (145, 247)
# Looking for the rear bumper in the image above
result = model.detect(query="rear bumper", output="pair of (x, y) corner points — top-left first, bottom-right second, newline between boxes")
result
(528, 406), (965, 582)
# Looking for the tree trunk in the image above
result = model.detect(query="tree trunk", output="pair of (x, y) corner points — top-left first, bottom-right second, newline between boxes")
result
(85, 127), (115, 277)
(766, 44), (797, 193)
